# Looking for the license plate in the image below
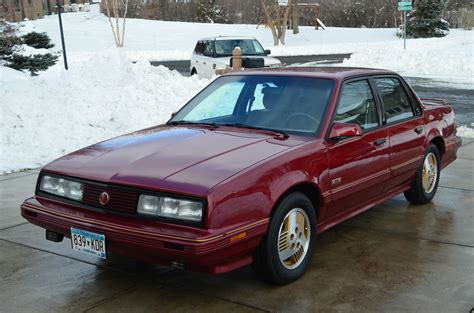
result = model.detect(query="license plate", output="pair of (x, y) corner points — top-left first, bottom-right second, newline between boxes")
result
(71, 227), (106, 259)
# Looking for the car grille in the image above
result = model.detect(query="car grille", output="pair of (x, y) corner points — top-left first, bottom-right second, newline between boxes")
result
(82, 183), (139, 213)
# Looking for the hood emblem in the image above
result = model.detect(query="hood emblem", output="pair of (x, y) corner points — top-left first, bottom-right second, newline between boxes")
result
(99, 192), (110, 205)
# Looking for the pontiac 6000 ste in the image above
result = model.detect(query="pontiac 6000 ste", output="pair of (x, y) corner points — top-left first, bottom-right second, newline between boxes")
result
(21, 67), (461, 284)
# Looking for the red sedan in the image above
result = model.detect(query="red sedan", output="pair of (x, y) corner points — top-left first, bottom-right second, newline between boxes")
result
(21, 67), (461, 284)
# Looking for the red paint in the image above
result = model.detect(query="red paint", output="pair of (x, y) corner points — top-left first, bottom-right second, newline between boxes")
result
(21, 68), (460, 274)
(328, 122), (363, 138)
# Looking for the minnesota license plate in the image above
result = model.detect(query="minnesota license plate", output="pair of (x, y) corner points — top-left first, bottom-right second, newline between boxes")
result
(71, 227), (106, 259)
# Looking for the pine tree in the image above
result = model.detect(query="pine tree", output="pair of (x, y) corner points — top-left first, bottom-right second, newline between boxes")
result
(22, 32), (54, 49)
(406, 0), (449, 38)
(5, 53), (59, 76)
(1, 27), (58, 76)
(195, 0), (231, 24)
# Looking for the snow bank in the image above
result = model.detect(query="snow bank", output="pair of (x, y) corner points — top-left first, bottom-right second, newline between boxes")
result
(341, 32), (473, 79)
(0, 51), (209, 174)
(458, 126), (474, 138)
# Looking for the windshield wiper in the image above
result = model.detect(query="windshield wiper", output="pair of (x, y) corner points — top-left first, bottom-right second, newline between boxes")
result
(166, 120), (219, 128)
(167, 121), (289, 138)
(221, 123), (289, 139)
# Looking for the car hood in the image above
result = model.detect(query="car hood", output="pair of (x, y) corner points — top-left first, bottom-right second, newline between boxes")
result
(43, 126), (297, 195)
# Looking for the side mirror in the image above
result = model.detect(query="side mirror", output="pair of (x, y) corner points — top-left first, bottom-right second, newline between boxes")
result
(264, 49), (271, 55)
(171, 112), (177, 118)
(328, 122), (363, 140)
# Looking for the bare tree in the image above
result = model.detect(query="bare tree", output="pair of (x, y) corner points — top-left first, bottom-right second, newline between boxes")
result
(261, 0), (293, 45)
(104, 0), (129, 47)
(99, 0), (470, 29)
(459, 7), (474, 30)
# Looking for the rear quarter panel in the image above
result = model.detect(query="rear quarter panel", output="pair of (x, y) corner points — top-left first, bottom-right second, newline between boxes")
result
(420, 98), (458, 168)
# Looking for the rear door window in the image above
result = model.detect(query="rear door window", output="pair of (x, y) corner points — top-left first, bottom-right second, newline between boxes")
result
(374, 78), (414, 123)
(334, 80), (379, 130)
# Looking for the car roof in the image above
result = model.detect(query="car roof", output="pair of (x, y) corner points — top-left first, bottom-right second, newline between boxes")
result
(224, 66), (397, 80)
(199, 36), (256, 41)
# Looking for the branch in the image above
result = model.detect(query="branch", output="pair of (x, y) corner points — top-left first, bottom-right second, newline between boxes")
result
(105, 0), (119, 46)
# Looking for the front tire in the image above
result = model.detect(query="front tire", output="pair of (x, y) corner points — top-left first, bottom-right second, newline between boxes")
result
(252, 192), (317, 285)
(404, 144), (441, 205)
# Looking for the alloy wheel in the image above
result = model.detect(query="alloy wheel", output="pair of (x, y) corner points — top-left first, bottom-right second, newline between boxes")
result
(277, 208), (311, 270)
(422, 152), (438, 194)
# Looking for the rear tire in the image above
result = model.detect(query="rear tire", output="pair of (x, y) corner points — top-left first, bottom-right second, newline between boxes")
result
(404, 144), (441, 205)
(252, 192), (317, 285)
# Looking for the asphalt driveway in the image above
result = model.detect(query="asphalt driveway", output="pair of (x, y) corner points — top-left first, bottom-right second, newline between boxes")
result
(0, 140), (473, 312)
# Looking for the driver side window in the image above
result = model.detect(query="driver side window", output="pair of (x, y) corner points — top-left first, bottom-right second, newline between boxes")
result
(334, 80), (379, 130)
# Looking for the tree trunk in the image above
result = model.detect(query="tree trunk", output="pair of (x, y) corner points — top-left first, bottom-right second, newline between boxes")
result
(281, 0), (292, 44)
(292, 0), (299, 34)
(261, 0), (279, 45)
(261, 0), (293, 46)
(8, 0), (16, 22)
(121, 0), (128, 46)
(19, 0), (25, 20)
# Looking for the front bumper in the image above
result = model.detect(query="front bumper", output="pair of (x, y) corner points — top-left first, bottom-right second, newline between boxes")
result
(21, 197), (269, 273)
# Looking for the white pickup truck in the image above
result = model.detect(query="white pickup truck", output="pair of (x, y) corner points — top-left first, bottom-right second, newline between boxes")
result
(190, 36), (282, 78)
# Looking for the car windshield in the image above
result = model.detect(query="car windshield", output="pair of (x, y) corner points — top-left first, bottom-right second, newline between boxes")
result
(214, 39), (265, 57)
(169, 75), (335, 136)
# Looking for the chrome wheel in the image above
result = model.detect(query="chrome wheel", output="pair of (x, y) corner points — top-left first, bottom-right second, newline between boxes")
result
(277, 208), (311, 270)
(422, 152), (438, 194)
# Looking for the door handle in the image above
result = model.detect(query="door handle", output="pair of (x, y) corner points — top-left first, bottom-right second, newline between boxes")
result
(374, 139), (386, 146)
(203, 62), (207, 65)
(415, 126), (423, 134)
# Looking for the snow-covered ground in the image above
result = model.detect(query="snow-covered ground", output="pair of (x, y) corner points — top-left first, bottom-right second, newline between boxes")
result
(15, 4), (474, 79)
(1, 7), (473, 174)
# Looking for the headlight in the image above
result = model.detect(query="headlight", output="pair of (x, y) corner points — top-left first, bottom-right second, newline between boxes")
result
(137, 195), (203, 222)
(39, 175), (84, 201)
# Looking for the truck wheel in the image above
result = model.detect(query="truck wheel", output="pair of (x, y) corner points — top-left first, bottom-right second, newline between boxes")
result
(252, 192), (317, 285)
(190, 68), (197, 76)
(404, 144), (441, 205)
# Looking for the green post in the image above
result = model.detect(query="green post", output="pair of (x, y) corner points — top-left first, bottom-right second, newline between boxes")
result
(404, 8), (407, 50)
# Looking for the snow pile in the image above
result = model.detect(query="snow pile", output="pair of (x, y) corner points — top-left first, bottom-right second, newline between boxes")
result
(341, 32), (474, 79)
(458, 126), (474, 138)
(16, 8), (474, 78)
(0, 51), (209, 174)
